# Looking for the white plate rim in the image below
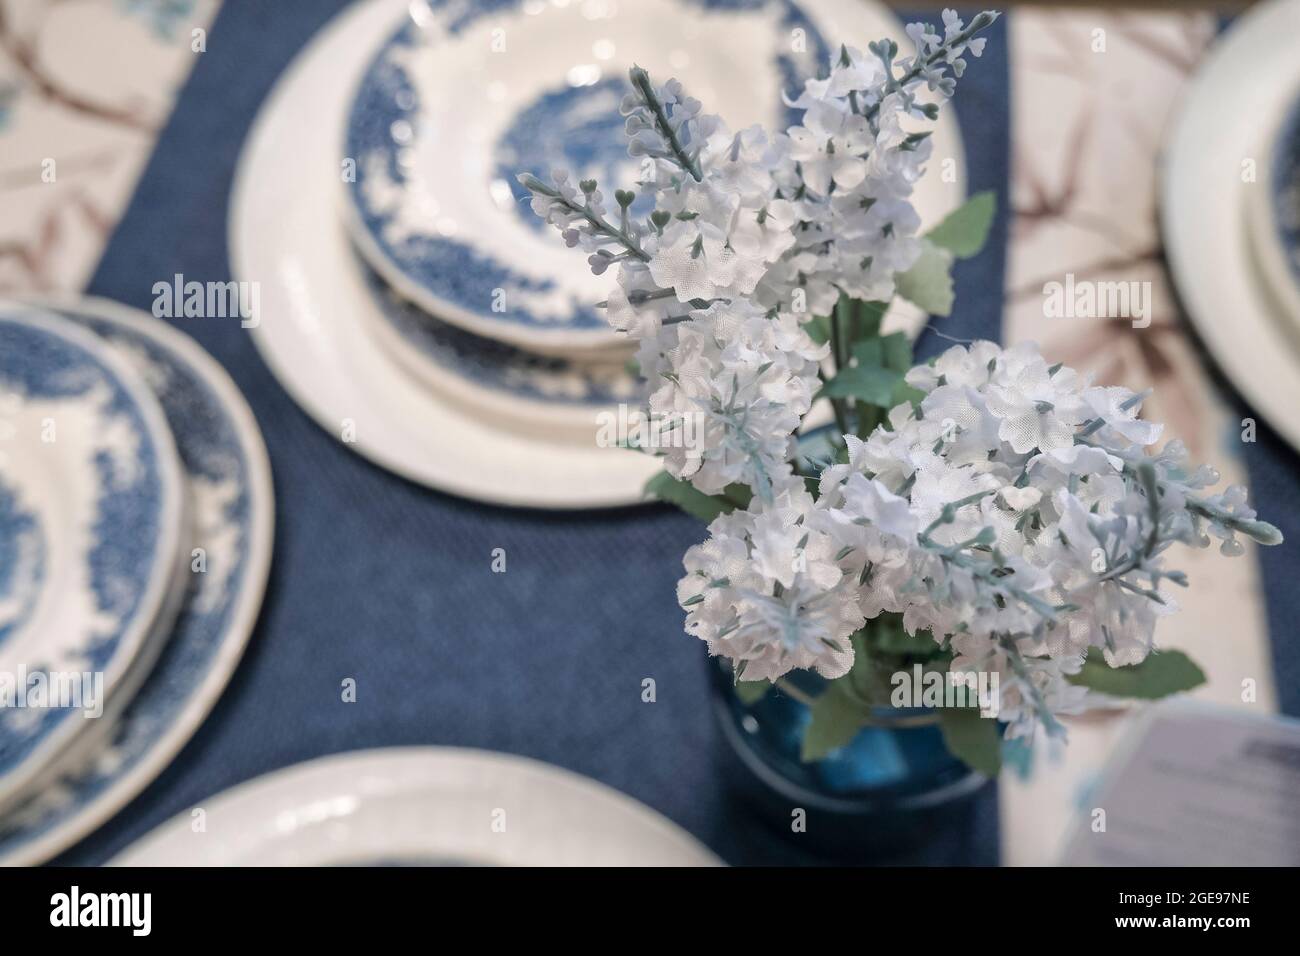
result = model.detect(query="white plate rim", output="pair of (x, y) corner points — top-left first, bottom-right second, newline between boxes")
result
(1161, 0), (1300, 454)
(359, 276), (639, 438)
(343, 179), (624, 353)
(0, 295), (275, 867)
(111, 746), (721, 866)
(0, 304), (188, 815)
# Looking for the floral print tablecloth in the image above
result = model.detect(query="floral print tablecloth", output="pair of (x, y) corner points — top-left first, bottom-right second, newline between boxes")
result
(0, 0), (219, 290)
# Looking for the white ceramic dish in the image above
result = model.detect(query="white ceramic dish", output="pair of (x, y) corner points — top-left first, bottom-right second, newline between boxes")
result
(234, 0), (963, 507)
(234, 0), (659, 508)
(0, 305), (187, 817)
(0, 296), (273, 866)
(1162, 0), (1300, 453)
(344, 0), (943, 354)
(112, 747), (720, 866)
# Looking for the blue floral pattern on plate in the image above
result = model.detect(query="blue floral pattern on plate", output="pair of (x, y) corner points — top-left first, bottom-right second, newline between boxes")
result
(494, 77), (654, 236)
(1270, 95), (1300, 290)
(0, 313), (173, 786)
(0, 302), (272, 865)
(360, 261), (639, 408)
(0, 479), (44, 650)
(343, 0), (826, 348)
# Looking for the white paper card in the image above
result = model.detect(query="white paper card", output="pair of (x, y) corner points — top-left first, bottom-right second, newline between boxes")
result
(1061, 704), (1300, 866)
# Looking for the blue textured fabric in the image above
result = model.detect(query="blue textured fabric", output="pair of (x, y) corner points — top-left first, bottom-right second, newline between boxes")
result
(60, 1), (1010, 865)
(1225, 395), (1300, 717)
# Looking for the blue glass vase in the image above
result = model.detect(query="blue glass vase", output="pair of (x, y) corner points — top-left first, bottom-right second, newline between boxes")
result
(709, 658), (989, 859)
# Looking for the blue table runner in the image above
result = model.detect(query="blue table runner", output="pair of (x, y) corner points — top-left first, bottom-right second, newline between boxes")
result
(66, 0), (1019, 865)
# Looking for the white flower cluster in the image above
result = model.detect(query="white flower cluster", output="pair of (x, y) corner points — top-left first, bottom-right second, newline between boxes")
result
(678, 341), (1280, 738)
(520, 9), (1280, 744)
(520, 10), (997, 498)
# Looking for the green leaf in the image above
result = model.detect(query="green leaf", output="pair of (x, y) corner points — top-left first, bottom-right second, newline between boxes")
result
(866, 620), (942, 658)
(1066, 649), (1206, 699)
(734, 680), (771, 706)
(839, 297), (887, 342)
(849, 337), (882, 367)
(801, 681), (873, 762)
(720, 483), (753, 510)
(926, 191), (995, 259)
(855, 402), (887, 437)
(820, 335), (904, 405)
(895, 240), (955, 317)
(803, 314), (832, 345)
(878, 331), (913, 372)
(891, 378), (926, 409)
(937, 708), (1002, 776)
(818, 330), (920, 408)
(644, 471), (749, 523)
(819, 361), (902, 406)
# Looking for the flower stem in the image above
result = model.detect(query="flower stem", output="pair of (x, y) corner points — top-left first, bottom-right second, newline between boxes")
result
(864, 11), (999, 124)
(773, 677), (817, 707)
(520, 175), (650, 261)
(629, 66), (704, 182)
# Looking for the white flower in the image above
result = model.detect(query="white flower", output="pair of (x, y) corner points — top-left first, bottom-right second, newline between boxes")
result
(1083, 386), (1163, 447)
(648, 220), (768, 301)
(678, 484), (865, 682)
(648, 301), (826, 498)
(519, 17), (1281, 745)
(838, 473), (919, 541)
(795, 339), (1270, 737)
(785, 101), (872, 195)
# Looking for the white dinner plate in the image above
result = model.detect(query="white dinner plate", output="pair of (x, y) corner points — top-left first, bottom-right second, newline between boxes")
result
(0, 296), (273, 866)
(0, 305), (187, 817)
(112, 747), (720, 866)
(233, 0), (962, 509)
(1162, 0), (1300, 453)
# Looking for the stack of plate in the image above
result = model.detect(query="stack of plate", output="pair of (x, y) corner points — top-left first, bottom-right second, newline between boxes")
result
(1163, 0), (1300, 453)
(0, 297), (273, 866)
(236, 0), (967, 510)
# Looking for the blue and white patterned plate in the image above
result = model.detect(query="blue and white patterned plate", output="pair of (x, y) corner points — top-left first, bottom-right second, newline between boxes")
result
(343, 0), (829, 353)
(0, 307), (186, 815)
(358, 258), (642, 434)
(0, 297), (273, 865)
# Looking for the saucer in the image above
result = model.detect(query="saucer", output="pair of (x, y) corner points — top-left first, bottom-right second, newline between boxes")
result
(344, 0), (840, 353)
(359, 259), (642, 439)
(0, 296), (273, 866)
(0, 306), (186, 815)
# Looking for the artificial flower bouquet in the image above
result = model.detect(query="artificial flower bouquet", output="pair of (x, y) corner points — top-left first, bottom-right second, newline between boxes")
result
(519, 9), (1281, 774)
